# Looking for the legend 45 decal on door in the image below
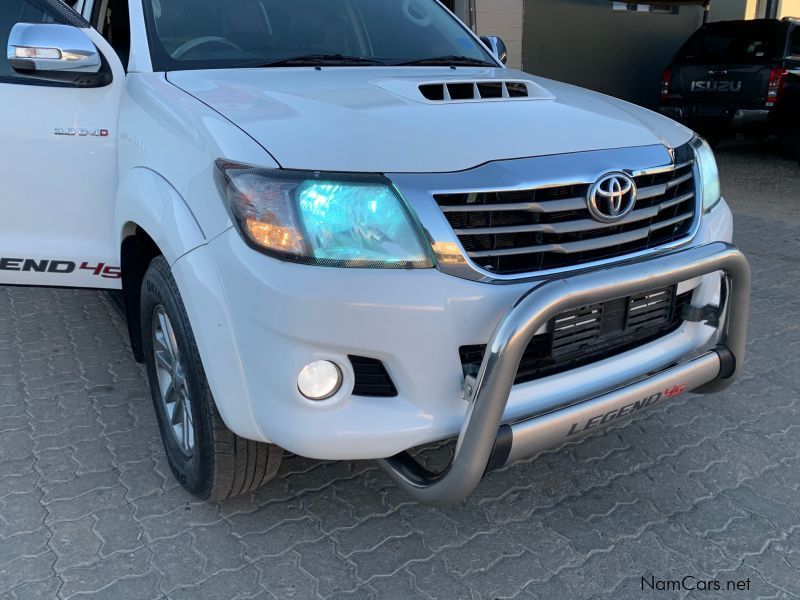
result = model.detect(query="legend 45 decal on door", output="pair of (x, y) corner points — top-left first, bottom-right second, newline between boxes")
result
(0, 258), (121, 279)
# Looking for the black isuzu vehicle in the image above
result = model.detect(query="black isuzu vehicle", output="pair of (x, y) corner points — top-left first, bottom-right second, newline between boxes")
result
(660, 18), (800, 160)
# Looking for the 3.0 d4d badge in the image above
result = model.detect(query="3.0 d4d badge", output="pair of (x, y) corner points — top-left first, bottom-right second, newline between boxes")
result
(54, 127), (109, 137)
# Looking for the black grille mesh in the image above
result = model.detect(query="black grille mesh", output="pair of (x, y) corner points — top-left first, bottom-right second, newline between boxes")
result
(349, 356), (397, 397)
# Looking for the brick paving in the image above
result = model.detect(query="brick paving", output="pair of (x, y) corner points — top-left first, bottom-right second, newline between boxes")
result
(1, 146), (799, 599)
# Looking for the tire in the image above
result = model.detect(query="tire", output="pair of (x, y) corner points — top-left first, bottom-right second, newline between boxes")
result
(140, 256), (281, 501)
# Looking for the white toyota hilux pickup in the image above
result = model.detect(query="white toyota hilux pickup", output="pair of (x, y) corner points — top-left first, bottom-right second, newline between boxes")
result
(0, 0), (750, 505)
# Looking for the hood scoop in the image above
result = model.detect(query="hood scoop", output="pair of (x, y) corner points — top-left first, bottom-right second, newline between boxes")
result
(418, 80), (547, 103)
(369, 76), (555, 105)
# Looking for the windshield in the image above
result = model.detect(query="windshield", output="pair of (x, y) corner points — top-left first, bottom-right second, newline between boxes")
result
(142, 0), (495, 71)
(676, 21), (787, 65)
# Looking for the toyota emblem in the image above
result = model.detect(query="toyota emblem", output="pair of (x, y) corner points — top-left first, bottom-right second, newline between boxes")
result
(587, 173), (637, 223)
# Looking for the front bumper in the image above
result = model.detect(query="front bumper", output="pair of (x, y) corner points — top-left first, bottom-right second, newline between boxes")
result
(183, 202), (732, 460)
(174, 199), (739, 465)
(379, 241), (750, 505)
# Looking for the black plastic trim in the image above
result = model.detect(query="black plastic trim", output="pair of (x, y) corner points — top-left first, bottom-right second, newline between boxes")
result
(713, 345), (737, 379)
(681, 303), (721, 327)
(485, 424), (513, 473)
(381, 451), (447, 488)
(31, 0), (90, 28)
(349, 355), (399, 397)
(9, 53), (113, 89)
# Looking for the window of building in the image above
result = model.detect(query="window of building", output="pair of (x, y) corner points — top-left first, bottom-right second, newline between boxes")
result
(789, 27), (800, 56)
(612, 2), (680, 14)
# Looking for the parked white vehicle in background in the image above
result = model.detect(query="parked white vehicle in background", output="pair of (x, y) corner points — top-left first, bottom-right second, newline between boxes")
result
(0, 0), (750, 505)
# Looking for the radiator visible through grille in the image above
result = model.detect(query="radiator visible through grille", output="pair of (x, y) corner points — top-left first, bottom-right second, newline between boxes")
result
(460, 287), (692, 386)
(435, 159), (698, 276)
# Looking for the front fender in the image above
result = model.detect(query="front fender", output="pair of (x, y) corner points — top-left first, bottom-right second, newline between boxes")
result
(116, 167), (205, 265)
(171, 243), (268, 443)
(115, 168), (265, 441)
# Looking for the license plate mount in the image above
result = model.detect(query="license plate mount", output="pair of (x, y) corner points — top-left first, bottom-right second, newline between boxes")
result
(549, 285), (678, 359)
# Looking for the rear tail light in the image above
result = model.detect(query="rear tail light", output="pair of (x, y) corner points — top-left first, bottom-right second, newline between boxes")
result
(661, 68), (672, 101)
(766, 68), (787, 107)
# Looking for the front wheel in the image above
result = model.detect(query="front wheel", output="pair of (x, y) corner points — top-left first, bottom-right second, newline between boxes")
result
(140, 256), (282, 501)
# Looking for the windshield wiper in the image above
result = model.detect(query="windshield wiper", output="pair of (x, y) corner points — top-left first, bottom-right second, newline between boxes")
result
(252, 54), (387, 68)
(395, 55), (497, 67)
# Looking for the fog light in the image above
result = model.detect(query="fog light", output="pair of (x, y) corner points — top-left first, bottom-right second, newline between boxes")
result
(297, 360), (342, 400)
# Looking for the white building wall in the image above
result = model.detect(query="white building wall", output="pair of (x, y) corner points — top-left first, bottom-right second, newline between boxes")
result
(780, 0), (800, 17)
(474, 0), (525, 70)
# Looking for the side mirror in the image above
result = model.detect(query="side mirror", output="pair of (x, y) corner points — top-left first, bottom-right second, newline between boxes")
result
(480, 35), (508, 65)
(7, 23), (109, 86)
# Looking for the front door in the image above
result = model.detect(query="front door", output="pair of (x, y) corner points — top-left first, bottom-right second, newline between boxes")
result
(0, 0), (124, 289)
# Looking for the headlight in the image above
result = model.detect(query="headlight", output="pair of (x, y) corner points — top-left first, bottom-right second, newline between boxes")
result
(215, 161), (434, 268)
(690, 136), (721, 212)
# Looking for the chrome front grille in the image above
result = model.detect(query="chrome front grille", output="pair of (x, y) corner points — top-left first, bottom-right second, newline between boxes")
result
(434, 160), (698, 276)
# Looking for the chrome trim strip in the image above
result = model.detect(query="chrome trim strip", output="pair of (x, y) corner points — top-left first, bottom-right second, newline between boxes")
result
(636, 183), (668, 200)
(660, 191), (695, 210)
(630, 158), (695, 178)
(467, 212), (694, 258)
(634, 167), (692, 200)
(438, 162), (693, 213)
(377, 242), (750, 505)
(440, 196), (586, 213)
(666, 170), (694, 188)
(452, 192), (695, 236)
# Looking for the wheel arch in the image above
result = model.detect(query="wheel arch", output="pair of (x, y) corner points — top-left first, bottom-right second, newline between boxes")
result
(116, 168), (206, 361)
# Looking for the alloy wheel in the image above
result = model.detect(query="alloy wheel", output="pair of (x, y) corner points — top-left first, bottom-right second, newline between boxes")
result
(152, 306), (195, 455)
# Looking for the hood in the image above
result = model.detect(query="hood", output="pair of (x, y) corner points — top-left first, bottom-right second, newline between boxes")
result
(168, 67), (693, 173)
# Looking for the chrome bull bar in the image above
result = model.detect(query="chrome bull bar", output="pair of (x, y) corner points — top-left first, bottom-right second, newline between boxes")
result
(378, 242), (750, 506)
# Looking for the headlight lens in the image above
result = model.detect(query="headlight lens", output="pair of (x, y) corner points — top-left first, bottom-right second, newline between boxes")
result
(215, 161), (433, 268)
(690, 136), (721, 212)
